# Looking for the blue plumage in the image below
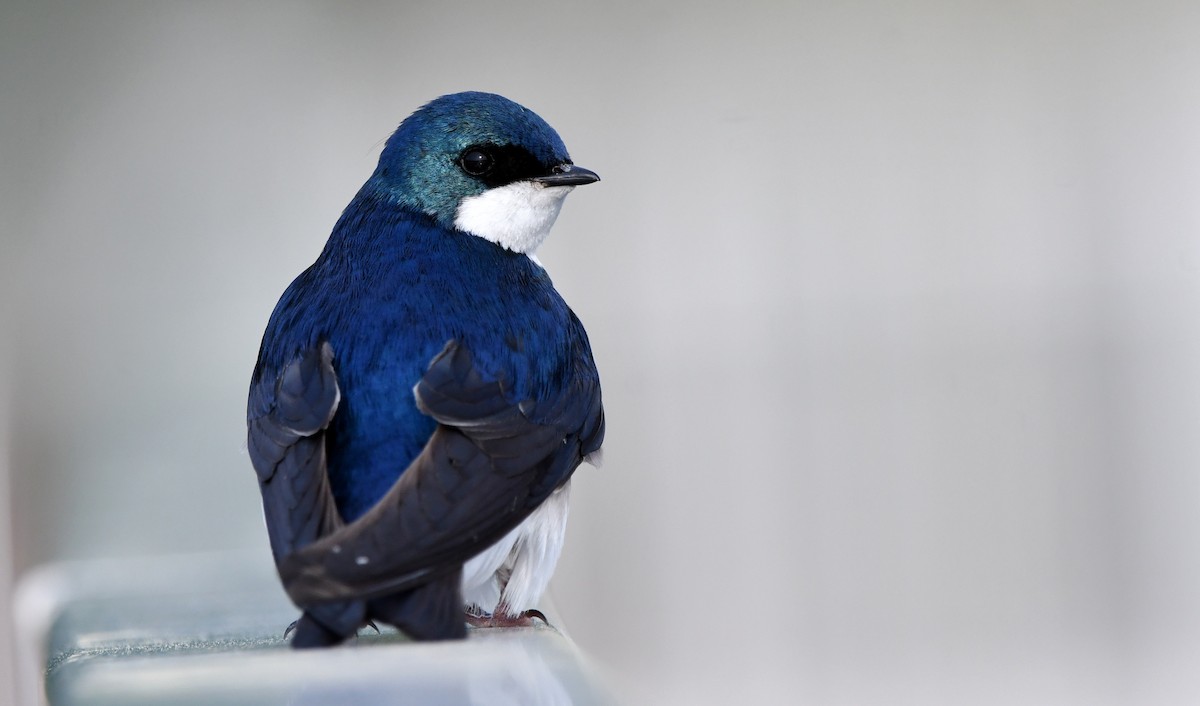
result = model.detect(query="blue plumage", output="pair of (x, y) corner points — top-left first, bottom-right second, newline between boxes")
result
(248, 92), (603, 646)
(257, 209), (587, 520)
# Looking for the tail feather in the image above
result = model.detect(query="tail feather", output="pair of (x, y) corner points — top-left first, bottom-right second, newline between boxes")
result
(368, 567), (466, 641)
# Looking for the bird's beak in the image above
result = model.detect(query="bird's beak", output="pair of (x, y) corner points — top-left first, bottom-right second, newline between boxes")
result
(533, 164), (600, 187)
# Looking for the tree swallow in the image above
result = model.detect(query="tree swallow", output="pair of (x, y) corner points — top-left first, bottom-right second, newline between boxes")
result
(247, 92), (604, 647)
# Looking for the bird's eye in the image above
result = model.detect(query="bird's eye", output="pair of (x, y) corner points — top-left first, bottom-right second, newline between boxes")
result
(460, 148), (494, 177)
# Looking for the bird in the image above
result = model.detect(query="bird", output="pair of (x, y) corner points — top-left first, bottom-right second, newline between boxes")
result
(246, 92), (604, 647)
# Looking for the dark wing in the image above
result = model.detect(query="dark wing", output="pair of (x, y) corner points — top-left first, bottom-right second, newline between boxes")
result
(277, 339), (603, 606)
(247, 341), (344, 564)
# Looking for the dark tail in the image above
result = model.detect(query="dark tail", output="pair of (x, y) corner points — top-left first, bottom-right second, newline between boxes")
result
(367, 567), (466, 641)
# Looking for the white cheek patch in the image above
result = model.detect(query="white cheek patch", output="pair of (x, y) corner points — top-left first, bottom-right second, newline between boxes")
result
(453, 182), (574, 254)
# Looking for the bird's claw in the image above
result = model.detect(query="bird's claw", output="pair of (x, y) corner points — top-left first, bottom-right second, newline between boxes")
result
(521, 609), (549, 625)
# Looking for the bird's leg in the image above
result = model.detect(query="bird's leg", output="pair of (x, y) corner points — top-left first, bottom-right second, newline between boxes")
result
(463, 567), (552, 627)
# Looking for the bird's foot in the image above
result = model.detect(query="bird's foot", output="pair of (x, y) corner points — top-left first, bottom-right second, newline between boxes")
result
(464, 608), (551, 629)
(283, 618), (380, 641)
(287, 614), (344, 648)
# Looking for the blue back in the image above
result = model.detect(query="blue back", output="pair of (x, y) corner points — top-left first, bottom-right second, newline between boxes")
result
(254, 189), (592, 521)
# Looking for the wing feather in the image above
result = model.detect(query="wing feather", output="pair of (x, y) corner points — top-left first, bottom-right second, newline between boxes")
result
(278, 339), (603, 606)
(247, 341), (344, 564)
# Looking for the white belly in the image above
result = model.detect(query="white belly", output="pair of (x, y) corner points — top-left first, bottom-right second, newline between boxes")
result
(461, 481), (571, 616)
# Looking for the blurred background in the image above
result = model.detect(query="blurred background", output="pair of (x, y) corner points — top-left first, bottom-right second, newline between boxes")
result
(3, 1), (1200, 704)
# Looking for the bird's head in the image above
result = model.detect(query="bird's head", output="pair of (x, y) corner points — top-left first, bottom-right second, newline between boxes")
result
(368, 91), (599, 254)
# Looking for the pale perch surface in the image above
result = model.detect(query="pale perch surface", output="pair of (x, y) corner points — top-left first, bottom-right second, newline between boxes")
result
(23, 551), (610, 706)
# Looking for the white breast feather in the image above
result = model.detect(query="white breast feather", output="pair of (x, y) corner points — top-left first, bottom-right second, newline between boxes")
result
(453, 181), (578, 614)
(453, 183), (574, 254)
(461, 482), (572, 616)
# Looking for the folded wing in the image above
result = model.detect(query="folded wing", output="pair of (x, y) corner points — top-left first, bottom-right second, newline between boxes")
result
(277, 339), (604, 608)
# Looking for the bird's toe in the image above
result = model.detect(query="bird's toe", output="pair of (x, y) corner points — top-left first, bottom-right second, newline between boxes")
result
(464, 607), (552, 629)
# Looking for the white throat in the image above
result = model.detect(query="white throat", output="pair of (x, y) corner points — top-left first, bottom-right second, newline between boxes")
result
(453, 182), (574, 254)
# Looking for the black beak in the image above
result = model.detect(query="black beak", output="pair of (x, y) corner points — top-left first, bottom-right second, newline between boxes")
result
(533, 164), (600, 187)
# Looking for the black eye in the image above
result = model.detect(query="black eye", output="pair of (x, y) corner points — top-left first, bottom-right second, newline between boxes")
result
(460, 148), (494, 176)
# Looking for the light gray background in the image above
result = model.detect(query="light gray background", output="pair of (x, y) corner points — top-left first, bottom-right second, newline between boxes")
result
(4, 2), (1200, 704)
